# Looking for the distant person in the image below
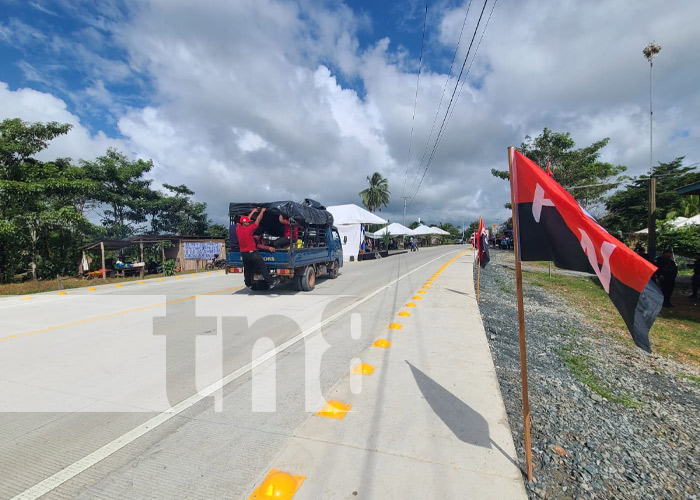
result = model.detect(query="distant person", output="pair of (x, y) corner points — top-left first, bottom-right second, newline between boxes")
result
(654, 248), (678, 307)
(691, 253), (700, 299)
(634, 245), (649, 262)
(236, 207), (278, 290)
(254, 235), (276, 253)
(273, 215), (298, 249)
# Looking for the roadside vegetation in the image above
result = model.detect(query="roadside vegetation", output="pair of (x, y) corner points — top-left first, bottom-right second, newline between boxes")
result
(522, 267), (700, 368)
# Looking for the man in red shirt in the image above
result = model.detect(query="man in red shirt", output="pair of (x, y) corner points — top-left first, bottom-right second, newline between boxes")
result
(236, 207), (279, 290)
(273, 214), (298, 248)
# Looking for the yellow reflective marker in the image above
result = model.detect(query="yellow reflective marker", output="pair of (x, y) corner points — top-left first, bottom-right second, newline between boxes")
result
(412, 296), (422, 300)
(248, 469), (305, 500)
(138, 281), (145, 284)
(192, 274), (198, 277)
(175, 276), (181, 280)
(218, 270), (224, 273)
(158, 278), (164, 282)
(115, 284), (123, 288)
(58, 291), (67, 296)
(405, 302), (417, 307)
(21, 296), (33, 300)
(388, 322), (403, 330)
(206, 272), (211, 275)
(417, 290), (426, 294)
(88, 287), (96, 291)
(398, 311), (411, 317)
(373, 339), (392, 348)
(315, 400), (352, 420)
(351, 363), (376, 375)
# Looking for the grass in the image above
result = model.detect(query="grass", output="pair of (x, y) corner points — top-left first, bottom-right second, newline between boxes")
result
(0, 268), (214, 296)
(521, 266), (700, 367)
(679, 373), (700, 387)
(495, 277), (511, 294)
(557, 345), (641, 408)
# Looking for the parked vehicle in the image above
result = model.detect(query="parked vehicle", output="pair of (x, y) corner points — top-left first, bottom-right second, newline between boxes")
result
(226, 200), (343, 291)
(205, 254), (226, 270)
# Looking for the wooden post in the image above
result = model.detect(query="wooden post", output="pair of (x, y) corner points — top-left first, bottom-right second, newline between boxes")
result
(476, 255), (481, 301)
(508, 146), (534, 481)
(100, 241), (106, 281)
(140, 241), (144, 263)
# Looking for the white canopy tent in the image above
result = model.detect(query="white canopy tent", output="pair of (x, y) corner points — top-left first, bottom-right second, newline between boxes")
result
(430, 226), (451, 235)
(407, 225), (441, 236)
(371, 222), (412, 236)
(327, 204), (387, 262)
(635, 215), (700, 234)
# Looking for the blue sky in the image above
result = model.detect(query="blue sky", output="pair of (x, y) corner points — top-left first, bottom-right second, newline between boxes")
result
(1, 0), (699, 228)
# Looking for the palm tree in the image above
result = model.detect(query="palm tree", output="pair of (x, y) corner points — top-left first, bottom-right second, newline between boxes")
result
(359, 172), (390, 212)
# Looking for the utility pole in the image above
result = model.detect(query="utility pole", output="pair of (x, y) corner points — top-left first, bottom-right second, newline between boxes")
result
(401, 196), (410, 227)
(644, 42), (661, 260)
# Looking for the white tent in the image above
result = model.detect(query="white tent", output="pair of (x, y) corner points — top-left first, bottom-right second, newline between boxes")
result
(327, 204), (388, 262)
(373, 222), (412, 236)
(635, 215), (700, 234)
(407, 225), (440, 236)
(430, 226), (451, 235)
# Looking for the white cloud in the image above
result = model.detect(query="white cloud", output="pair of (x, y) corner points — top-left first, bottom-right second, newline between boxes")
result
(2, 0), (698, 228)
(0, 83), (127, 162)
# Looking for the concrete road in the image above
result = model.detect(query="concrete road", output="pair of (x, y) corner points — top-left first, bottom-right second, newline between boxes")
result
(0, 245), (524, 499)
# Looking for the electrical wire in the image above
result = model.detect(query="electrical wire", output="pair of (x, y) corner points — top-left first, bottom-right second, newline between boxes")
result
(405, 0), (473, 200)
(407, 0), (495, 208)
(401, 0), (430, 200)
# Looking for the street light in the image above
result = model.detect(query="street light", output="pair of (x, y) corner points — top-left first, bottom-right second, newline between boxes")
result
(644, 42), (661, 260)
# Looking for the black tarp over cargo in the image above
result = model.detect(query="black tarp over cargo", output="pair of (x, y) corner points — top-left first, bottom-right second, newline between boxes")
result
(228, 199), (334, 226)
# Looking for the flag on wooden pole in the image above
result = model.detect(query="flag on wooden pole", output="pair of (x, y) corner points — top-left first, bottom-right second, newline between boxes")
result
(477, 216), (490, 268)
(510, 148), (663, 352)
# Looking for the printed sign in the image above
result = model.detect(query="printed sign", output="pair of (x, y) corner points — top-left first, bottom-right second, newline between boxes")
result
(183, 242), (221, 260)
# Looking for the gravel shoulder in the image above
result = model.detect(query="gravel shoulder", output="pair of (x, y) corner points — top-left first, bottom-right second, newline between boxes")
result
(475, 250), (700, 500)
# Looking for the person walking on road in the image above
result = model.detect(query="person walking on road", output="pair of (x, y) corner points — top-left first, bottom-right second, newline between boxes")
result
(236, 207), (279, 290)
(654, 248), (678, 307)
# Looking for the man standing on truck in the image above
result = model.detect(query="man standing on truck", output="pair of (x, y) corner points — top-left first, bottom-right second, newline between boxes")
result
(236, 207), (279, 290)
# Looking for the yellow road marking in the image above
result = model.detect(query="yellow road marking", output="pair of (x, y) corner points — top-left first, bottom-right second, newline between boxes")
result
(0, 286), (244, 343)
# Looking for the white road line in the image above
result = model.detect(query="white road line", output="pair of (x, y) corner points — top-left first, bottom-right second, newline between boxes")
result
(12, 250), (459, 500)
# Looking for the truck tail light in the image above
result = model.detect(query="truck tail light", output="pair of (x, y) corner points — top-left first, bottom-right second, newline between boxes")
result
(230, 267), (243, 273)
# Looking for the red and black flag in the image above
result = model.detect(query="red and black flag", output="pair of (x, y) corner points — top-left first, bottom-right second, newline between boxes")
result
(510, 149), (662, 352)
(477, 216), (490, 268)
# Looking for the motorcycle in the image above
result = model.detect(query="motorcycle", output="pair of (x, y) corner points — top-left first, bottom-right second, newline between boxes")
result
(205, 254), (227, 270)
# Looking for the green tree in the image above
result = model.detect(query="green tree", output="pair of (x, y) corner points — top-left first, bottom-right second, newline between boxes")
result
(359, 172), (390, 212)
(438, 222), (460, 238)
(602, 158), (700, 235)
(81, 148), (154, 238)
(492, 128), (626, 213)
(146, 183), (210, 236)
(0, 119), (95, 281)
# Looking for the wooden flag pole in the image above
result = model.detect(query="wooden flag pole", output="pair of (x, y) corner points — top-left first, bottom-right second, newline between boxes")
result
(508, 146), (534, 481)
(476, 254), (481, 301)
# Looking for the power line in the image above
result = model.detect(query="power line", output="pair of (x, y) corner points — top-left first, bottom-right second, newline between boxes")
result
(408, 0), (495, 207)
(406, 0), (474, 200)
(401, 0), (429, 200)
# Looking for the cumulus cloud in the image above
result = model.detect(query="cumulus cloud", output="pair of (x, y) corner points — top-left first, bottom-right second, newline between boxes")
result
(1, 0), (698, 227)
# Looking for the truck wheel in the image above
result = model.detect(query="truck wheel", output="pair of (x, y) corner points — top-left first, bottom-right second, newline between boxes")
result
(301, 266), (316, 291)
(293, 274), (303, 291)
(327, 260), (339, 279)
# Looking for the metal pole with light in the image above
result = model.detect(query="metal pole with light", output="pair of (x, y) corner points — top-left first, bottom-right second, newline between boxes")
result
(644, 42), (661, 260)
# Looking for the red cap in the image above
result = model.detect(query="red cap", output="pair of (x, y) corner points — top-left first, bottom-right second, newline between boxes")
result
(240, 216), (251, 224)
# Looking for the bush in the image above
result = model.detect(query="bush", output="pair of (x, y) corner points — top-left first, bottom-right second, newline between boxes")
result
(162, 259), (176, 276)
